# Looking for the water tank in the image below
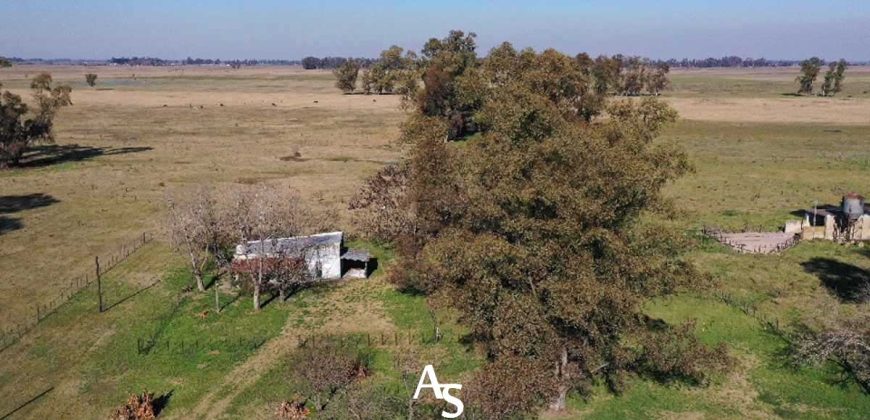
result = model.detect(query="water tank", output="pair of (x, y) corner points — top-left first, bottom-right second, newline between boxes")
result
(842, 193), (865, 220)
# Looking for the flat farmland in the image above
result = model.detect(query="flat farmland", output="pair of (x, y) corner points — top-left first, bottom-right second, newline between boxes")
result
(1, 64), (868, 418)
(0, 65), (404, 326)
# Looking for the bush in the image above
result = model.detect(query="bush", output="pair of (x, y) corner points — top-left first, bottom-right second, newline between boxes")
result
(793, 316), (870, 392)
(289, 340), (371, 411)
(110, 392), (156, 420)
(465, 356), (557, 419)
(633, 321), (732, 386)
(275, 397), (309, 419)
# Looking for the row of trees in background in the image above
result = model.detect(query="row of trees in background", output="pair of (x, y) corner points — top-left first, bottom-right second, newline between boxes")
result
(301, 56), (377, 70)
(5, 54), (859, 68)
(796, 57), (848, 96)
(0, 74), (72, 168)
(332, 46), (420, 95)
(333, 43), (671, 100)
(662, 56), (812, 68)
(108, 57), (273, 67)
(165, 185), (333, 311)
(350, 30), (731, 417)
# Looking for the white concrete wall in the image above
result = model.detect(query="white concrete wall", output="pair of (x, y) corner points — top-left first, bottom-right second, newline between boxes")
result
(857, 215), (870, 241)
(305, 242), (341, 279)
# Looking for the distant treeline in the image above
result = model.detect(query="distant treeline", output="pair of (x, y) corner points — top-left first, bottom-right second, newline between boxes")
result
(2, 55), (867, 68)
(652, 56), (867, 68)
(301, 56), (377, 69)
(108, 57), (272, 67)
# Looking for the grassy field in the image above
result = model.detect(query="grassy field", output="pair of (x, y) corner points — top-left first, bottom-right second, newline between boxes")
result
(1, 64), (868, 418)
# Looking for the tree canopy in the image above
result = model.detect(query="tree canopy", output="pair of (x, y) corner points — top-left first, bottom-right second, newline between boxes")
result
(0, 73), (72, 168)
(797, 57), (823, 95)
(350, 30), (728, 416)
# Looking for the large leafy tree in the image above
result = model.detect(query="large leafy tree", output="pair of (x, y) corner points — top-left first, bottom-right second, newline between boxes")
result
(832, 59), (847, 95)
(352, 31), (728, 416)
(333, 59), (360, 94)
(415, 30), (481, 139)
(0, 73), (72, 168)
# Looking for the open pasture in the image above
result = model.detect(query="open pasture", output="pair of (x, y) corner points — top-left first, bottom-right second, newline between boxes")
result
(1, 64), (869, 418)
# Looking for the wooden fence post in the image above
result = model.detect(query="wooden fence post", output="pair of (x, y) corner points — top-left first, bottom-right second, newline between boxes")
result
(96, 256), (103, 313)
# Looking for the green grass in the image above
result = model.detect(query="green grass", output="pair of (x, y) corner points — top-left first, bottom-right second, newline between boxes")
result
(662, 120), (870, 230)
(76, 268), (296, 415)
(219, 240), (483, 417)
(0, 246), (298, 418)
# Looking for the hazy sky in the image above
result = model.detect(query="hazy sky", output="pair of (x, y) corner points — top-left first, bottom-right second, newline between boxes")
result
(2, 0), (869, 60)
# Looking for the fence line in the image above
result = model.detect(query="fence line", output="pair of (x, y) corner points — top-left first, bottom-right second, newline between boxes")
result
(136, 335), (267, 356)
(298, 330), (444, 349)
(0, 232), (153, 352)
(713, 291), (792, 344)
(131, 329), (444, 357)
(701, 225), (800, 255)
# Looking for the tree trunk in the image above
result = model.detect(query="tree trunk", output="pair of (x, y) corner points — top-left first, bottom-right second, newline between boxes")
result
(189, 251), (205, 292)
(254, 252), (263, 311)
(214, 279), (220, 312)
(549, 346), (569, 411)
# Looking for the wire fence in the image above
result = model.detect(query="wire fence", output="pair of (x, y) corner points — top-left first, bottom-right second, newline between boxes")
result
(713, 291), (793, 344)
(132, 329), (446, 357)
(0, 232), (153, 352)
(298, 330), (445, 349)
(136, 336), (268, 356)
(701, 225), (800, 254)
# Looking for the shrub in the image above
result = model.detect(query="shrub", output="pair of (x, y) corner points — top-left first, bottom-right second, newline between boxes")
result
(793, 316), (870, 392)
(633, 321), (732, 386)
(290, 340), (371, 411)
(110, 392), (156, 420)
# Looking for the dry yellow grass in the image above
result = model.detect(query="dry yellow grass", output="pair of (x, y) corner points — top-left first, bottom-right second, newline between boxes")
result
(1, 62), (869, 418)
(3, 64), (870, 327)
(0, 65), (404, 326)
(666, 96), (870, 124)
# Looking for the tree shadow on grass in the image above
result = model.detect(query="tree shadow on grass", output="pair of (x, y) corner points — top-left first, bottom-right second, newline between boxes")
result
(1, 386), (54, 419)
(0, 216), (22, 235)
(0, 193), (60, 236)
(153, 390), (174, 416)
(801, 257), (869, 302)
(103, 279), (162, 312)
(18, 144), (152, 168)
(0, 193), (59, 213)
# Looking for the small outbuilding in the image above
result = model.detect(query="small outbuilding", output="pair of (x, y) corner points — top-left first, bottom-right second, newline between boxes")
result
(798, 193), (870, 242)
(341, 249), (373, 279)
(233, 231), (374, 280)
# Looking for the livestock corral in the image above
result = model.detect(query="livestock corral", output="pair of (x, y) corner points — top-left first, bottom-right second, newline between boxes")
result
(0, 64), (869, 418)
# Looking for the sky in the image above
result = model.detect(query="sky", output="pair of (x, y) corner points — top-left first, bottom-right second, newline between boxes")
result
(1, 0), (869, 61)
